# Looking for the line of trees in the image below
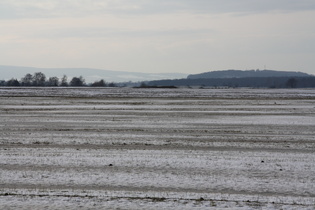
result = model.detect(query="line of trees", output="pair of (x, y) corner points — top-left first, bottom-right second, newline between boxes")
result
(0, 72), (117, 87)
(2, 72), (314, 88)
(146, 77), (315, 88)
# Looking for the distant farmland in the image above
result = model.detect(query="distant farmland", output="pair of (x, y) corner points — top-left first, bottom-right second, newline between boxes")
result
(1, 87), (315, 209)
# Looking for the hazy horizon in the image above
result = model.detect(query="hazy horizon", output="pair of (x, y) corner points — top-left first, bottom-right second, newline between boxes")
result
(1, 64), (313, 84)
(1, 1), (315, 75)
(0, 65), (189, 83)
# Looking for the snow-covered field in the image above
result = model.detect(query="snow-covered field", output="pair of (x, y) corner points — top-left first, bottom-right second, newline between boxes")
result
(1, 87), (315, 209)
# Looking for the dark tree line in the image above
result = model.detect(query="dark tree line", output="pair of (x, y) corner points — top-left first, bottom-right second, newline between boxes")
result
(0, 72), (116, 87)
(2, 72), (314, 88)
(145, 77), (315, 88)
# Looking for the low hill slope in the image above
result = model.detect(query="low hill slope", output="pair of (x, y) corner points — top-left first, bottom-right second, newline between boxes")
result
(187, 70), (312, 79)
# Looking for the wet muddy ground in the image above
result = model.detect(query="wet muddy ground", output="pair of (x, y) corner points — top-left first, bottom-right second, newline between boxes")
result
(1, 88), (315, 209)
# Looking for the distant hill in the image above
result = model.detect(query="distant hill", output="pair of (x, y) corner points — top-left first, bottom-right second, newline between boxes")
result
(187, 70), (313, 79)
(0, 65), (187, 83)
(144, 70), (315, 88)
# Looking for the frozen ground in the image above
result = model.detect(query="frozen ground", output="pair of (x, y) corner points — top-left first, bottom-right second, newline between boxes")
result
(0, 87), (315, 209)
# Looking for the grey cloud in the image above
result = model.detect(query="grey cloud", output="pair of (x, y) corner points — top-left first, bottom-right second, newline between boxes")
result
(1, 0), (315, 19)
(0, 2), (24, 19)
(139, 0), (315, 14)
(29, 26), (214, 40)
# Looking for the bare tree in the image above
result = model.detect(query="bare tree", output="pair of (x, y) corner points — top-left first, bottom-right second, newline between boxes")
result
(47, 77), (59, 86)
(7, 78), (20, 86)
(60, 75), (68, 86)
(108, 82), (117, 87)
(70, 76), (85, 86)
(32, 72), (46, 86)
(21, 73), (33, 86)
(91, 79), (106, 87)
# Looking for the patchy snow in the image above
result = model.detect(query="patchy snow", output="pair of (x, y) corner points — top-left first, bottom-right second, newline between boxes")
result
(1, 88), (315, 209)
(1, 87), (315, 98)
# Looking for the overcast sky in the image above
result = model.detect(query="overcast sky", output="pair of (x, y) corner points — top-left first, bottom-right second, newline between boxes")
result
(1, 0), (315, 75)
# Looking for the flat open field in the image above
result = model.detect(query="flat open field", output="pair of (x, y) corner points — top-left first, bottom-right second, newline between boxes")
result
(1, 88), (315, 209)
